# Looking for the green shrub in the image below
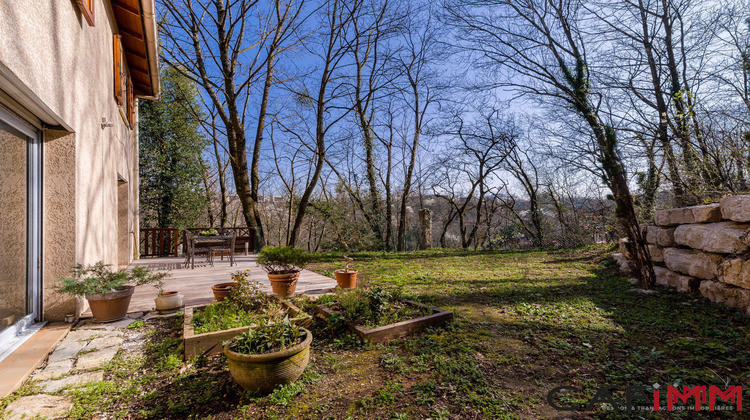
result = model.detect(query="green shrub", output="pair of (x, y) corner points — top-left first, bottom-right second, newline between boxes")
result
(257, 246), (311, 274)
(57, 262), (167, 296)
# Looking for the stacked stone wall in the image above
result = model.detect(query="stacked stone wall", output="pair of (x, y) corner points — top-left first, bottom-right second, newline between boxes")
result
(614, 195), (750, 313)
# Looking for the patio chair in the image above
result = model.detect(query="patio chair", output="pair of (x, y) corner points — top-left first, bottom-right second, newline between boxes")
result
(211, 230), (237, 267)
(184, 231), (212, 269)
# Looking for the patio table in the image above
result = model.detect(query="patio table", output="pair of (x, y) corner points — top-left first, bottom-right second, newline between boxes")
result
(187, 234), (236, 269)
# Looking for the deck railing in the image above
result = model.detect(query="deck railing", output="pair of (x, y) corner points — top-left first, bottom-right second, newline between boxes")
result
(140, 227), (259, 258)
(140, 228), (180, 257)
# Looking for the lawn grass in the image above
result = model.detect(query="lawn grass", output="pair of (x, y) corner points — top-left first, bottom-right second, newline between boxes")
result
(3, 246), (749, 419)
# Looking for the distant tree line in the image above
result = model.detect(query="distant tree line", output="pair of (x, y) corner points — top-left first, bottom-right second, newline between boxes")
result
(140, 0), (750, 286)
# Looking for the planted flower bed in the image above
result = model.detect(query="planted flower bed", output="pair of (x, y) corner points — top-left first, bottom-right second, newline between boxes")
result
(183, 272), (312, 358)
(314, 287), (452, 343)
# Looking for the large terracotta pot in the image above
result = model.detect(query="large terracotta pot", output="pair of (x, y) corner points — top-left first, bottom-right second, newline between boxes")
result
(224, 328), (312, 393)
(211, 282), (238, 302)
(154, 291), (183, 313)
(85, 286), (135, 322)
(267, 272), (300, 297)
(334, 270), (358, 289)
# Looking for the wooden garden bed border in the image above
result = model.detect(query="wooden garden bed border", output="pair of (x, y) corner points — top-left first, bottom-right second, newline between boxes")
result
(183, 296), (312, 359)
(315, 300), (453, 343)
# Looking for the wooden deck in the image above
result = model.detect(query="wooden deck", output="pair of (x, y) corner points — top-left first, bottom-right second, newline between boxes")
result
(81, 255), (336, 316)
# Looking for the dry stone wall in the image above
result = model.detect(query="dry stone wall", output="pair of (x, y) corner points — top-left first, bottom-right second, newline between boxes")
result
(614, 195), (750, 313)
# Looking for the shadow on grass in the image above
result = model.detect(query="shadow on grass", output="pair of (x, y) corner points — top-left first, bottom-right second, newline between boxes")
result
(308, 247), (555, 264)
(413, 257), (750, 396)
(111, 248), (750, 419)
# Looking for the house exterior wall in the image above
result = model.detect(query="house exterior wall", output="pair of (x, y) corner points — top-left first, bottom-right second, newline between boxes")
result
(0, 0), (140, 320)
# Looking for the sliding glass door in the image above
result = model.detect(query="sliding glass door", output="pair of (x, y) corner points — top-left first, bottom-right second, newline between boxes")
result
(0, 106), (41, 352)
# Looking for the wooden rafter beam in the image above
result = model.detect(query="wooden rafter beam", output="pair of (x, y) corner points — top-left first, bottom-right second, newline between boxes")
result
(128, 66), (150, 77)
(111, 1), (140, 16)
(118, 26), (144, 41)
(126, 48), (148, 60)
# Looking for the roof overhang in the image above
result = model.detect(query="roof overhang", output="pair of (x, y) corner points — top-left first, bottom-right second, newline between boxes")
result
(110, 0), (160, 100)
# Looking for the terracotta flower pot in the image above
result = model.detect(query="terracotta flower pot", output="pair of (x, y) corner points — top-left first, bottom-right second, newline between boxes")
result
(211, 282), (238, 302)
(267, 272), (300, 297)
(224, 328), (312, 393)
(85, 286), (135, 322)
(334, 269), (358, 289)
(154, 291), (183, 313)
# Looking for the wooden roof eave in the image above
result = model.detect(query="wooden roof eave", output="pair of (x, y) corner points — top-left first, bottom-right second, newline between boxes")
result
(111, 0), (160, 100)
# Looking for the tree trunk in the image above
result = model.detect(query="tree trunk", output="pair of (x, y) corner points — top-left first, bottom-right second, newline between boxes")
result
(199, 156), (214, 227)
(287, 20), (335, 246)
(660, 0), (700, 202)
(397, 85), (421, 251)
(383, 134), (394, 250)
(439, 208), (456, 248)
(418, 208), (432, 250)
(211, 135), (228, 228)
(640, 137), (661, 221)
(214, 1), (259, 233)
(635, 0), (687, 206)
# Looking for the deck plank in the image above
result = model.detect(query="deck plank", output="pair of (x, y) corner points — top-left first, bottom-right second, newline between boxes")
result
(82, 255), (336, 316)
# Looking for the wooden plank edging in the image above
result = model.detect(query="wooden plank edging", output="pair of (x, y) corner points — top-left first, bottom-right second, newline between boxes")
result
(315, 299), (453, 343)
(183, 297), (312, 359)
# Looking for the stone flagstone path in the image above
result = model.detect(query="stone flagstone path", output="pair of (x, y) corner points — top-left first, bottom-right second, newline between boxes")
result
(1, 312), (172, 420)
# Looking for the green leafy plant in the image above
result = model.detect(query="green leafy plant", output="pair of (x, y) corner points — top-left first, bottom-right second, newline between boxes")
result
(323, 287), (431, 328)
(192, 299), (285, 334)
(228, 318), (305, 355)
(257, 246), (311, 274)
(193, 271), (286, 334)
(226, 270), (267, 310)
(57, 262), (167, 296)
(199, 228), (219, 236)
(151, 274), (173, 295)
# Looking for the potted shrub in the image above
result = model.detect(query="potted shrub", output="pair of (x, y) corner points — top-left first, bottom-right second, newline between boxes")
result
(223, 318), (312, 393)
(152, 275), (183, 313)
(57, 262), (166, 322)
(334, 253), (357, 289)
(256, 246), (310, 297)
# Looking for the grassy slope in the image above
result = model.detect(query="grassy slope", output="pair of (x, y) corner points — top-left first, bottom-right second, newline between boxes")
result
(3, 246), (748, 419)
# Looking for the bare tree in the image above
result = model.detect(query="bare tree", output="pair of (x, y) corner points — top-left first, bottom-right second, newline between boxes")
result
(432, 109), (511, 249)
(445, 0), (655, 287)
(285, 0), (357, 246)
(160, 0), (302, 241)
(502, 129), (544, 247)
(395, 9), (440, 251)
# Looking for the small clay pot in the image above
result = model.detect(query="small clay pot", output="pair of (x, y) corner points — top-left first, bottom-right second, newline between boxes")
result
(154, 291), (183, 313)
(267, 272), (300, 297)
(334, 269), (358, 289)
(211, 282), (239, 302)
(85, 286), (135, 322)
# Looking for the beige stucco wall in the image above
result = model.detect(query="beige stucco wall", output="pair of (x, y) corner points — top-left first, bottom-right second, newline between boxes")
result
(43, 130), (79, 320)
(0, 1), (139, 320)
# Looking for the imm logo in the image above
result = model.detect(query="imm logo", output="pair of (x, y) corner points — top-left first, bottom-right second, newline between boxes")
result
(547, 384), (742, 412)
